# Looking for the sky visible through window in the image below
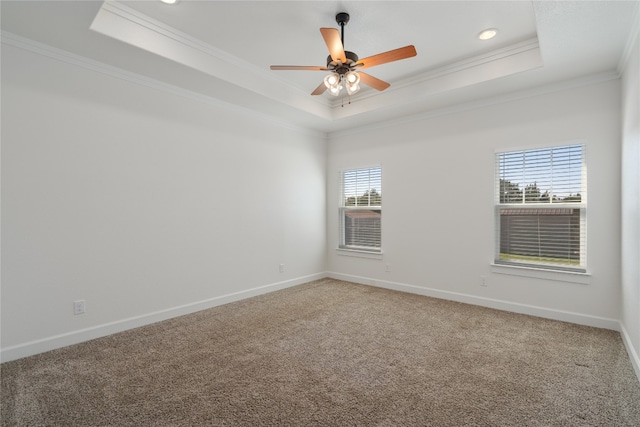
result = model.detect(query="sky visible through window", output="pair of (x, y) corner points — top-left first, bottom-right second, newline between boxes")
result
(498, 145), (583, 203)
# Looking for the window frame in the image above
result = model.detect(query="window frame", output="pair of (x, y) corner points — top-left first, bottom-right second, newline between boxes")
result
(338, 166), (382, 254)
(494, 143), (587, 273)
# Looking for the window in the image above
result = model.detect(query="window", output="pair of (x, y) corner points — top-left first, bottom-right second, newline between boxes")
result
(339, 166), (382, 252)
(495, 144), (586, 272)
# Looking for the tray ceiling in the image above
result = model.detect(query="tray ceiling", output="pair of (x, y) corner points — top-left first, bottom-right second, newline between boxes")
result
(2, 1), (638, 133)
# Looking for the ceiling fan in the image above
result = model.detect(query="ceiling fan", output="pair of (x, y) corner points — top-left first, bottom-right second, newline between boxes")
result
(270, 12), (417, 97)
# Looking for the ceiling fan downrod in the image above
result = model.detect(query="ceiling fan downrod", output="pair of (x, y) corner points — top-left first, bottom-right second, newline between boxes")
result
(327, 12), (359, 71)
(336, 12), (350, 47)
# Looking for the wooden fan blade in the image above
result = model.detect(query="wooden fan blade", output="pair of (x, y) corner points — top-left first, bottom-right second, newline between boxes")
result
(270, 65), (328, 71)
(358, 72), (391, 91)
(320, 28), (346, 63)
(311, 81), (327, 96)
(357, 45), (417, 69)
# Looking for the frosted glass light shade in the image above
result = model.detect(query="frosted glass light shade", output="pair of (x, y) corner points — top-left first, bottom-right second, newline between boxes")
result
(324, 73), (340, 89)
(324, 72), (342, 96)
(345, 71), (360, 95)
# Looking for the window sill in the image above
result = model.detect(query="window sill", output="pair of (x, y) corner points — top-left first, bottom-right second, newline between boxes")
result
(491, 263), (591, 285)
(336, 248), (383, 260)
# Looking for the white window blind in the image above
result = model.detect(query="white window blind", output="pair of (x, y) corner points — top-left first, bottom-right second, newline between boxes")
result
(495, 144), (586, 272)
(339, 166), (382, 252)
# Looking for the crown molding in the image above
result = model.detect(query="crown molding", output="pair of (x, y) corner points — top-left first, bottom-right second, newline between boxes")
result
(1, 28), (620, 141)
(93, 1), (332, 115)
(99, 0), (296, 91)
(328, 38), (542, 124)
(87, 1), (547, 125)
(330, 70), (620, 139)
(328, 38), (541, 109)
(332, 38), (543, 119)
(1, 30), (327, 139)
(99, 1), (264, 79)
(617, 0), (640, 73)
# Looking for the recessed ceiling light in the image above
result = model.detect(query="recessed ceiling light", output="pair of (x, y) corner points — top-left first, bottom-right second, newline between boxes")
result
(160, 0), (178, 4)
(478, 28), (498, 41)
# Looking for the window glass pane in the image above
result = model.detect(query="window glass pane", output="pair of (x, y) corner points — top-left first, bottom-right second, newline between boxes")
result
(340, 166), (382, 251)
(343, 167), (381, 207)
(499, 208), (582, 267)
(498, 145), (583, 204)
(495, 144), (585, 271)
(343, 210), (382, 248)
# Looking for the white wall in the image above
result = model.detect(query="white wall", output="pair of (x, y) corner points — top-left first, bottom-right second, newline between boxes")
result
(1, 44), (327, 361)
(328, 79), (622, 328)
(621, 29), (640, 378)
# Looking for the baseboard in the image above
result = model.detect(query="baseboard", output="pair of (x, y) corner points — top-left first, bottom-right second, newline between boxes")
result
(620, 322), (640, 382)
(0, 272), (326, 363)
(328, 272), (621, 331)
(4, 272), (628, 367)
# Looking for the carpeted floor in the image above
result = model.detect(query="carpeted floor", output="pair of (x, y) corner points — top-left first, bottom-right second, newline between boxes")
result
(2, 278), (640, 426)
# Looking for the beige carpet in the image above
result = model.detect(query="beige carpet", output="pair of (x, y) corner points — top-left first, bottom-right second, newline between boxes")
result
(2, 278), (639, 426)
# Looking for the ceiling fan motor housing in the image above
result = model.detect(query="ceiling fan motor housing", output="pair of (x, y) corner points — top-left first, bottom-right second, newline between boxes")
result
(327, 51), (359, 74)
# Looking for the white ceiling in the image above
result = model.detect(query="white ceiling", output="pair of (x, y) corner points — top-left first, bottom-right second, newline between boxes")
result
(2, 1), (638, 134)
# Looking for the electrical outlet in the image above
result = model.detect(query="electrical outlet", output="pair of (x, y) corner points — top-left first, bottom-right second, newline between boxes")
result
(385, 264), (391, 272)
(73, 300), (86, 315)
(480, 276), (488, 287)
(279, 264), (285, 273)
